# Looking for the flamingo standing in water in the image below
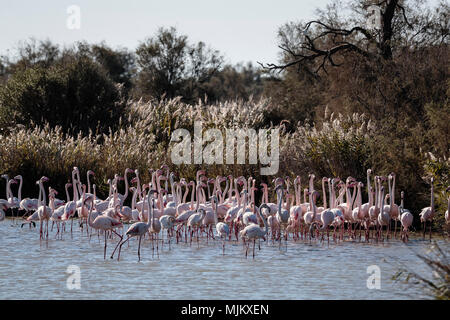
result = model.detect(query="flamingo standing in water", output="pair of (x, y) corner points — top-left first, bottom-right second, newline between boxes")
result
(419, 177), (435, 240)
(275, 185), (290, 243)
(14, 175), (40, 221)
(399, 191), (413, 242)
(212, 194), (230, 254)
(187, 208), (206, 244)
(239, 203), (269, 258)
(113, 190), (158, 261)
(86, 195), (123, 260)
(0, 176), (15, 212)
(377, 187), (390, 241)
(27, 177), (51, 239)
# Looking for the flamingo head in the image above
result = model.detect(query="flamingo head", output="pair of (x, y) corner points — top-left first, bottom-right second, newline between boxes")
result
(275, 184), (284, 193)
(41, 176), (50, 183)
(10, 179), (18, 184)
(87, 170), (95, 176)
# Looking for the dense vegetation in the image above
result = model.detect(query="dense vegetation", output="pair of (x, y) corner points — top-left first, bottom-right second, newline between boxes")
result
(0, 0), (448, 229)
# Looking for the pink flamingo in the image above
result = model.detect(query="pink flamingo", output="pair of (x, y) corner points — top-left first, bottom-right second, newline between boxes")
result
(239, 204), (269, 258)
(86, 195), (123, 260)
(27, 177), (51, 239)
(419, 177), (435, 240)
(212, 194), (230, 254)
(399, 191), (413, 242)
(113, 190), (158, 261)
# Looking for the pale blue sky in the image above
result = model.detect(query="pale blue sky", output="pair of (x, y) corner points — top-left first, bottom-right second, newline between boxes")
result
(0, 0), (442, 65)
(0, 0), (332, 65)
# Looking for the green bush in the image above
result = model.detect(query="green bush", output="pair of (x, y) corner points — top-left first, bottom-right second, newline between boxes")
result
(0, 57), (125, 136)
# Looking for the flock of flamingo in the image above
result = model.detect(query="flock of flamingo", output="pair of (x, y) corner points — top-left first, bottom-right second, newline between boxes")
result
(0, 167), (449, 260)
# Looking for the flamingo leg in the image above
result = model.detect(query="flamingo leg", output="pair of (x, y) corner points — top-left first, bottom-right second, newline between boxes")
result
(253, 239), (256, 258)
(116, 235), (131, 261)
(138, 235), (142, 262)
(104, 231), (107, 260)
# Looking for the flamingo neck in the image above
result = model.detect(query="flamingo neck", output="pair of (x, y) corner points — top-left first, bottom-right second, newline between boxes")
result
(72, 171), (78, 202)
(131, 189), (137, 210)
(17, 177), (22, 202)
(87, 173), (91, 194)
(277, 189), (283, 214)
(122, 170), (129, 201)
(430, 182), (434, 212)
(147, 194), (153, 228)
(374, 180), (379, 210)
(190, 183), (195, 210)
(65, 185), (70, 202)
(367, 172), (373, 206)
(7, 180), (13, 201)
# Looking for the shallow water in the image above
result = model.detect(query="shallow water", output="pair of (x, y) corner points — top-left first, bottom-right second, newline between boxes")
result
(0, 218), (447, 300)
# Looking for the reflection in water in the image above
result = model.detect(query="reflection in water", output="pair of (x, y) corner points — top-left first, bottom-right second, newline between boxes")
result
(0, 218), (446, 299)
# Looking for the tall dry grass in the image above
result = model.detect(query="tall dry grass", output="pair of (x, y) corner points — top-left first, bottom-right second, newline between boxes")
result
(0, 98), (448, 227)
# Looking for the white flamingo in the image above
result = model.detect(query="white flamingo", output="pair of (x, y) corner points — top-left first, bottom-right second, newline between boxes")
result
(419, 177), (435, 240)
(399, 191), (413, 242)
(113, 190), (158, 261)
(86, 195), (123, 260)
(212, 194), (230, 254)
(239, 204), (269, 258)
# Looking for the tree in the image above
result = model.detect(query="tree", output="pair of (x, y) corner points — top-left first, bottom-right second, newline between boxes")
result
(90, 42), (135, 97)
(0, 57), (125, 136)
(260, 0), (448, 121)
(261, 0), (449, 73)
(134, 26), (223, 102)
